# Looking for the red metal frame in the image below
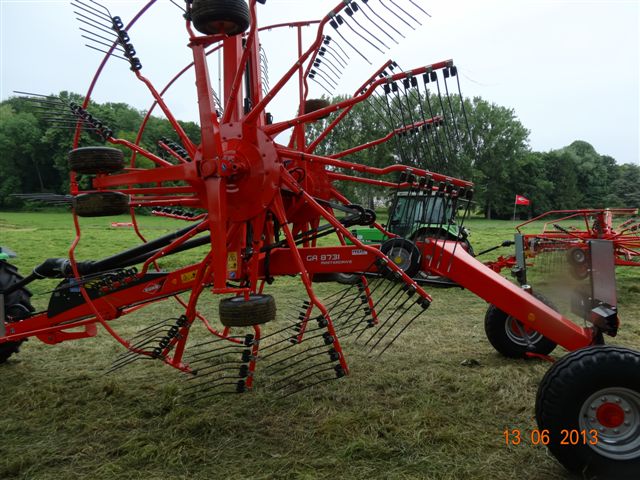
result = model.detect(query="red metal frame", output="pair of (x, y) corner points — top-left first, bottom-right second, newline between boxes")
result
(0, 1), (616, 390)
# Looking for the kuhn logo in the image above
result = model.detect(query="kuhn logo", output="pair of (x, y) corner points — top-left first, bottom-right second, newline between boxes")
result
(143, 282), (162, 294)
(352, 249), (367, 256)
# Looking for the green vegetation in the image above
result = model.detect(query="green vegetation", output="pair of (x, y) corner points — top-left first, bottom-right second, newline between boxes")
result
(1, 211), (638, 480)
(2, 93), (638, 219)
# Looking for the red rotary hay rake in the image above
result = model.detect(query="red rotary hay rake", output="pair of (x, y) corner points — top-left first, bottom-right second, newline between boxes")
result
(488, 208), (640, 280)
(1, 1), (639, 477)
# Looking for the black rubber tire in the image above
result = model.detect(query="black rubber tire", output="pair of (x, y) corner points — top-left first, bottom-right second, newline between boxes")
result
(219, 294), (276, 327)
(536, 346), (640, 479)
(567, 247), (587, 267)
(191, 0), (250, 36)
(68, 147), (124, 174)
(379, 238), (421, 278)
(73, 192), (129, 217)
(484, 293), (557, 358)
(304, 99), (331, 120)
(567, 247), (589, 280)
(0, 261), (34, 364)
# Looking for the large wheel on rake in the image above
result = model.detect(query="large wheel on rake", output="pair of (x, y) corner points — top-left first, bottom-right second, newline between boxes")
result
(536, 346), (640, 478)
(0, 261), (34, 364)
(190, 0), (250, 36)
(484, 293), (557, 358)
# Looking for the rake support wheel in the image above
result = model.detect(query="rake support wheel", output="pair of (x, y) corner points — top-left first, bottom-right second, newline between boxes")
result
(536, 346), (640, 479)
(380, 238), (421, 278)
(219, 294), (276, 327)
(68, 147), (124, 174)
(0, 261), (34, 364)
(484, 293), (557, 358)
(73, 192), (129, 217)
(191, 0), (250, 36)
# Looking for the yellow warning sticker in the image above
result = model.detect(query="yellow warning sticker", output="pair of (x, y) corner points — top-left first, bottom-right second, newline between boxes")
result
(227, 252), (238, 271)
(181, 269), (198, 284)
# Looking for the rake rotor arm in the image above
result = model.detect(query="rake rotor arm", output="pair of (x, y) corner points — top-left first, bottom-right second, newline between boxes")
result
(424, 241), (595, 351)
(306, 60), (395, 153)
(222, 0), (259, 123)
(245, 1), (350, 124)
(277, 147), (473, 189)
(265, 60), (453, 135)
(329, 117), (443, 159)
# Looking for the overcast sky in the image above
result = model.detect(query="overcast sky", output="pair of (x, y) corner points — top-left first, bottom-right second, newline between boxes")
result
(1, 0), (638, 165)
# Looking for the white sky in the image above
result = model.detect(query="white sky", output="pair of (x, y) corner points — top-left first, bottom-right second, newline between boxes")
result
(1, 0), (638, 165)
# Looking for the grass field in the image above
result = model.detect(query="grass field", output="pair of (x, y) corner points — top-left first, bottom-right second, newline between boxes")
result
(1, 211), (639, 480)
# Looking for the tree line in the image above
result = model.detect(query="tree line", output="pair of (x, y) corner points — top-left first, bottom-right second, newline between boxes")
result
(1, 92), (638, 218)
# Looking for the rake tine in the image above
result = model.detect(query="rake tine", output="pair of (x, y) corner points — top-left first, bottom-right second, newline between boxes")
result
(361, 0), (405, 38)
(265, 342), (328, 370)
(379, 0), (416, 29)
(188, 348), (244, 365)
(388, 0), (422, 26)
(84, 44), (129, 61)
(309, 76), (334, 96)
(331, 26), (371, 64)
(324, 35), (350, 60)
(169, 0), (186, 12)
(72, 3), (112, 27)
(269, 348), (331, 377)
(184, 363), (243, 385)
(270, 360), (336, 388)
(342, 13), (387, 53)
(72, 0), (112, 21)
(319, 46), (347, 69)
(374, 309), (423, 357)
(356, 1), (399, 45)
(81, 34), (125, 54)
(365, 294), (413, 348)
(74, 12), (114, 36)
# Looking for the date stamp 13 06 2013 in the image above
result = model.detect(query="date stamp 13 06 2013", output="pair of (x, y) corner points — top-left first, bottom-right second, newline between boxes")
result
(503, 429), (599, 446)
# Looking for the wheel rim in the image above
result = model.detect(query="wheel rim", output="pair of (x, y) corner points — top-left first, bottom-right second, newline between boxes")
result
(578, 387), (640, 460)
(504, 317), (544, 346)
(387, 247), (412, 272)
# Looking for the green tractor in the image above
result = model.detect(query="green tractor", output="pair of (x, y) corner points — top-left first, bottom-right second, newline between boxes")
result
(347, 191), (473, 255)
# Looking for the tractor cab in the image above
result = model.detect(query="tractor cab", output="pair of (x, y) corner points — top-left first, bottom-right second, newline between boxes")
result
(349, 192), (468, 246)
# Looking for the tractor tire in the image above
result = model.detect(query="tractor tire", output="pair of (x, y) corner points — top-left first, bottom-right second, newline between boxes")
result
(0, 261), (34, 364)
(484, 293), (557, 358)
(68, 147), (124, 174)
(191, 0), (250, 36)
(536, 346), (640, 479)
(219, 294), (276, 327)
(73, 192), (129, 217)
(380, 238), (421, 278)
(304, 99), (331, 120)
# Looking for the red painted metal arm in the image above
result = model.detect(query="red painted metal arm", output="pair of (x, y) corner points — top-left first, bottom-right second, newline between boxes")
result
(423, 241), (594, 351)
(245, 1), (349, 124)
(277, 146), (473, 189)
(306, 60), (394, 153)
(223, 0), (258, 123)
(266, 60), (453, 136)
(329, 117), (442, 159)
